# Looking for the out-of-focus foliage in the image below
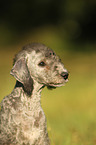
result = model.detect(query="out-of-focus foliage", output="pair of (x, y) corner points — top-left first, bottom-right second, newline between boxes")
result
(0, 0), (96, 50)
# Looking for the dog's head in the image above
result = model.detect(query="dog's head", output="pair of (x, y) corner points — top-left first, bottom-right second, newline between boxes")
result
(11, 43), (68, 95)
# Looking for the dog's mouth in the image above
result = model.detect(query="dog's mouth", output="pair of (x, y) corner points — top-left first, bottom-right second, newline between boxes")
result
(48, 77), (68, 87)
(47, 82), (66, 88)
(47, 83), (64, 90)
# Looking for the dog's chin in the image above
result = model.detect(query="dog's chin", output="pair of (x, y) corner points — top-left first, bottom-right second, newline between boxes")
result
(46, 78), (68, 89)
(47, 86), (56, 90)
(47, 79), (68, 88)
(47, 83), (64, 90)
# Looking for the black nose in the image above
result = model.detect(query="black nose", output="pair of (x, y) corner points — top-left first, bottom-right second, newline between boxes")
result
(61, 72), (69, 80)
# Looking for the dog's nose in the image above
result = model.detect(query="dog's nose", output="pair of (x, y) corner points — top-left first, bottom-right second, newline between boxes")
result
(61, 72), (69, 80)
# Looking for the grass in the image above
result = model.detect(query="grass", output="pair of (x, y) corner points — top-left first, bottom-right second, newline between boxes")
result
(0, 46), (96, 145)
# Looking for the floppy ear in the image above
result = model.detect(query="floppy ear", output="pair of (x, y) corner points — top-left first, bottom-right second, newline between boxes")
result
(10, 58), (33, 96)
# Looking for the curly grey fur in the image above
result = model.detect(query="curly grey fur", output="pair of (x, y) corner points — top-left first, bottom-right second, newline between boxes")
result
(0, 43), (68, 145)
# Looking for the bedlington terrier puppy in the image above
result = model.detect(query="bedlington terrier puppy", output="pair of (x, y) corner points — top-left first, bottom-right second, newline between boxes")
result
(0, 43), (68, 145)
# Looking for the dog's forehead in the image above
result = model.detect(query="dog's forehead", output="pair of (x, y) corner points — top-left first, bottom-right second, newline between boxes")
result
(14, 43), (59, 64)
(37, 48), (56, 58)
(23, 43), (48, 53)
(24, 43), (57, 58)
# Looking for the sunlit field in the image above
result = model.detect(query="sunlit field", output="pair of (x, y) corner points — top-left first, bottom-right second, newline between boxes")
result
(0, 45), (96, 145)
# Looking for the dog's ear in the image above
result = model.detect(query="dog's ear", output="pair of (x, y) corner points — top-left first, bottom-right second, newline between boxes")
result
(10, 58), (33, 96)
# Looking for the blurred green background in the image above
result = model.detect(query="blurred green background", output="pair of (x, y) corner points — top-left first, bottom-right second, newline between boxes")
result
(0, 0), (96, 145)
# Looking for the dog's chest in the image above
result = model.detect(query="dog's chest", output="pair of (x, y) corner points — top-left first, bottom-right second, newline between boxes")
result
(11, 95), (47, 143)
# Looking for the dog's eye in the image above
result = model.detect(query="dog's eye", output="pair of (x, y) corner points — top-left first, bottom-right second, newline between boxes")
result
(38, 61), (46, 67)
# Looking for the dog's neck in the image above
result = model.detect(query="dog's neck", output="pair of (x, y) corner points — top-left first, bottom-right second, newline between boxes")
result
(15, 80), (44, 99)
(32, 80), (45, 96)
